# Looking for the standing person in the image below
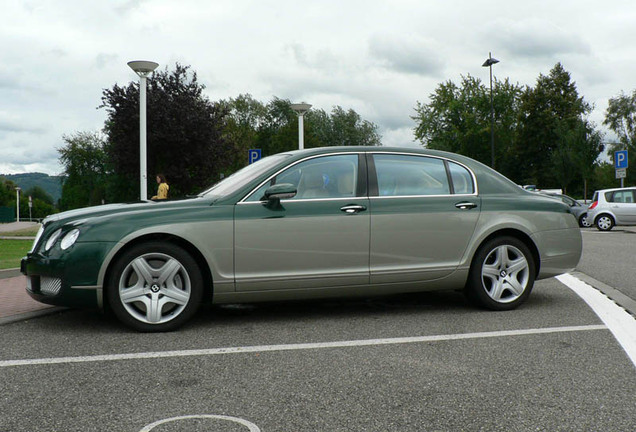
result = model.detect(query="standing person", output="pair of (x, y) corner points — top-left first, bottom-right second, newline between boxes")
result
(151, 174), (169, 200)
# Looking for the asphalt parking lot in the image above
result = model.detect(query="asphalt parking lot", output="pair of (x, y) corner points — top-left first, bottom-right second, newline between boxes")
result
(1, 228), (635, 431)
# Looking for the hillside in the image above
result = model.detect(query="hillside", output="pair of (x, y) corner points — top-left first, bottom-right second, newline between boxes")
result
(0, 173), (64, 203)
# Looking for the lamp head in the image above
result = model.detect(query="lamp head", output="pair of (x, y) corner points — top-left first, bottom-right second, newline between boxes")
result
(290, 103), (312, 115)
(127, 60), (159, 77)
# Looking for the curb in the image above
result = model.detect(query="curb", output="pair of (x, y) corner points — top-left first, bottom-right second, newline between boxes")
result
(0, 268), (21, 279)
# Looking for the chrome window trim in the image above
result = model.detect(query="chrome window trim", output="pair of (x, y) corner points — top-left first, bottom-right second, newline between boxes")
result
(238, 196), (365, 205)
(238, 152), (362, 204)
(369, 151), (479, 197)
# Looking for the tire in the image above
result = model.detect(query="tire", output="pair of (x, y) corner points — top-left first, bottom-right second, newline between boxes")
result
(595, 214), (614, 231)
(465, 236), (536, 311)
(578, 213), (591, 228)
(107, 242), (203, 332)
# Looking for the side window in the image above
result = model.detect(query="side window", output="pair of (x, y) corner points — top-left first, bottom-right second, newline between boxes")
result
(374, 154), (450, 196)
(448, 162), (475, 194)
(619, 190), (635, 203)
(245, 154), (358, 201)
(605, 191), (614, 202)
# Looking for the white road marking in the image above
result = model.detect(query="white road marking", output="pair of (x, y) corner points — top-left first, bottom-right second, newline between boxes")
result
(557, 273), (636, 368)
(0, 324), (605, 368)
(140, 415), (260, 432)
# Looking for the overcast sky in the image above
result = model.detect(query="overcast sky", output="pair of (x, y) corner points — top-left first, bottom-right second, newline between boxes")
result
(1, 0), (634, 175)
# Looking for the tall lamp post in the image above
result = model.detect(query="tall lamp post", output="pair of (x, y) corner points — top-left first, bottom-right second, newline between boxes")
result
(15, 187), (21, 222)
(290, 103), (312, 150)
(128, 60), (159, 200)
(482, 52), (499, 169)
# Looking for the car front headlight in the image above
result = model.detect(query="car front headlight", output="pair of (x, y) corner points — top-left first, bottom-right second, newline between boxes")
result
(60, 229), (80, 250)
(45, 229), (62, 251)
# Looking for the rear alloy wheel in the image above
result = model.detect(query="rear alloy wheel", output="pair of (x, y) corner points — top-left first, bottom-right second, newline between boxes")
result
(108, 242), (203, 332)
(595, 214), (614, 231)
(466, 236), (536, 310)
(578, 213), (591, 228)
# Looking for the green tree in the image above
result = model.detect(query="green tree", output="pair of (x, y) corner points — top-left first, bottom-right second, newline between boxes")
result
(413, 74), (522, 176)
(57, 131), (108, 210)
(222, 95), (382, 171)
(101, 63), (229, 199)
(23, 185), (54, 206)
(0, 178), (18, 206)
(514, 63), (595, 189)
(604, 90), (636, 184)
(307, 106), (381, 147)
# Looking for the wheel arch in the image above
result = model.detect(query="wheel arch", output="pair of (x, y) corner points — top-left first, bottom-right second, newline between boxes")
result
(102, 233), (214, 310)
(472, 229), (541, 278)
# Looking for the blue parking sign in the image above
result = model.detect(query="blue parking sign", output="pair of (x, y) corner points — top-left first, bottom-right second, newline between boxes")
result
(248, 149), (262, 164)
(615, 150), (628, 169)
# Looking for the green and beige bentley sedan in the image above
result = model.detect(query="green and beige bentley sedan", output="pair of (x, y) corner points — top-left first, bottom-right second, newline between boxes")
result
(22, 147), (582, 331)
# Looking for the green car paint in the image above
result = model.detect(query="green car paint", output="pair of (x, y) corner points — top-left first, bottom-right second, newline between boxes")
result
(21, 147), (582, 330)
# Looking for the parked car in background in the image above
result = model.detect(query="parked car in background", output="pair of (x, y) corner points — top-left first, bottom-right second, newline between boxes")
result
(21, 147), (583, 331)
(588, 187), (636, 231)
(540, 193), (591, 227)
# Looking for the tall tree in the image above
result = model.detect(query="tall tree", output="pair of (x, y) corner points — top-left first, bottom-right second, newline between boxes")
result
(604, 90), (636, 183)
(57, 131), (108, 210)
(514, 63), (593, 187)
(413, 74), (522, 176)
(100, 63), (229, 199)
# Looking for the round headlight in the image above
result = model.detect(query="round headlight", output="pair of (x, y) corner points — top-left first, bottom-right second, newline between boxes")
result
(60, 229), (80, 250)
(45, 229), (62, 251)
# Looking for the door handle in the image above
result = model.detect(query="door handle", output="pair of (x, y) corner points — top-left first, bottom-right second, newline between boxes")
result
(455, 202), (478, 210)
(340, 204), (367, 214)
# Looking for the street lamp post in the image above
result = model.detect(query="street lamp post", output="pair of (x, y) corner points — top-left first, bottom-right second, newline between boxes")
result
(128, 60), (159, 201)
(15, 187), (20, 222)
(290, 103), (312, 150)
(482, 52), (499, 169)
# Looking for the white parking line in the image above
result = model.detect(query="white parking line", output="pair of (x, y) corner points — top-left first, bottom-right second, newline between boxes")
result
(0, 325), (605, 368)
(557, 273), (636, 367)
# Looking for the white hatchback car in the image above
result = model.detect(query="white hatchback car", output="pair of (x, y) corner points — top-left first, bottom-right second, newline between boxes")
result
(588, 187), (636, 231)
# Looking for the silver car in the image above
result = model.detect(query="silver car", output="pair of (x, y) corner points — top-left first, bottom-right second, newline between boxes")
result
(588, 187), (636, 231)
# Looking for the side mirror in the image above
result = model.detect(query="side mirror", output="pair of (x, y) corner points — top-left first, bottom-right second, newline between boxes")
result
(263, 183), (297, 202)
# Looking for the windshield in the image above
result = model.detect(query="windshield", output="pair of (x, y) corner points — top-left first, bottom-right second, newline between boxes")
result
(199, 154), (291, 198)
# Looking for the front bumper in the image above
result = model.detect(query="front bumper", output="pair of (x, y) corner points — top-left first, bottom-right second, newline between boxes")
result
(21, 242), (116, 309)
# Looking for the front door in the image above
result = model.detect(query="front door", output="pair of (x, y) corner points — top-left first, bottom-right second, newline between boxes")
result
(234, 154), (370, 292)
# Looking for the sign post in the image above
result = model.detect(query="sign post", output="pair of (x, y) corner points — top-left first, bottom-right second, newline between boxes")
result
(615, 150), (628, 188)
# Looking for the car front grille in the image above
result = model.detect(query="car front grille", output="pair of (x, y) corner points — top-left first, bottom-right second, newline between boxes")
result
(40, 277), (62, 296)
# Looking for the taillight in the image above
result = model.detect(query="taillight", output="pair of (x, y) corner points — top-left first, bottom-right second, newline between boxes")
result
(589, 201), (598, 210)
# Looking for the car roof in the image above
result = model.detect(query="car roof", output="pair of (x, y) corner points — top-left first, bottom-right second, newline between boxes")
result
(593, 186), (636, 193)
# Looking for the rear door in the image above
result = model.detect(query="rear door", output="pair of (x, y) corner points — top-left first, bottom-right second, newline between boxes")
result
(368, 153), (481, 284)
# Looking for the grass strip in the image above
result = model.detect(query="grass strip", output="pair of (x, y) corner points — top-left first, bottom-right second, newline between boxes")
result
(0, 239), (33, 270)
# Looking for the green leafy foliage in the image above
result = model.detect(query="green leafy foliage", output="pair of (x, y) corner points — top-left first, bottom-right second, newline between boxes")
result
(57, 131), (108, 210)
(414, 64), (607, 197)
(604, 90), (636, 184)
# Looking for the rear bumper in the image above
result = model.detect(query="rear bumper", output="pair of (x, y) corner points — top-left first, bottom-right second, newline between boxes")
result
(532, 227), (582, 279)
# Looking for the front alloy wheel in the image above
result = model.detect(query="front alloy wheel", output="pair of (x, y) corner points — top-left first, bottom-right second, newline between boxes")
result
(108, 242), (203, 332)
(466, 237), (536, 310)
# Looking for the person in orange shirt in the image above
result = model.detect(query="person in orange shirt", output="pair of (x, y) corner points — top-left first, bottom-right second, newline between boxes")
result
(151, 174), (169, 200)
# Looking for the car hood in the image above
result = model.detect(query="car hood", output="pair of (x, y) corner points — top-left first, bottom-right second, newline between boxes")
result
(42, 198), (213, 227)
